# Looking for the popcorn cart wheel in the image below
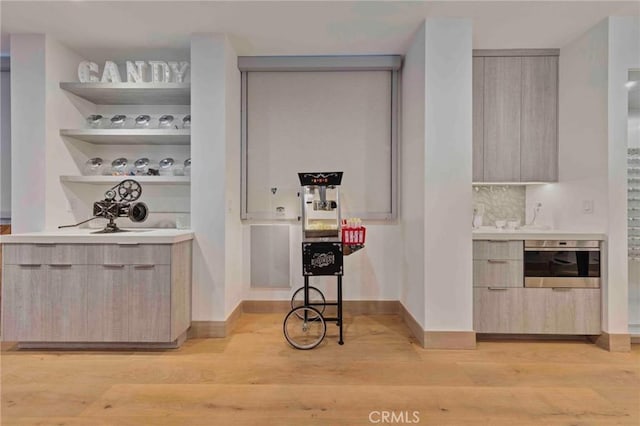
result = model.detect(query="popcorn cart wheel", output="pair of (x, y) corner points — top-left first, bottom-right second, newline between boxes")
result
(283, 306), (327, 350)
(291, 286), (326, 319)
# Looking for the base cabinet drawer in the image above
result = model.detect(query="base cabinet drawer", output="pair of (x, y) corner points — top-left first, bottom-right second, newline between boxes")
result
(474, 288), (601, 334)
(89, 244), (171, 265)
(474, 287), (525, 333)
(522, 288), (600, 335)
(473, 241), (523, 260)
(3, 244), (91, 265)
(473, 260), (523, 287)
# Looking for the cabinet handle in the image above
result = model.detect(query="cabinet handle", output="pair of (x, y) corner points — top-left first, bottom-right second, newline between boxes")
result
(487, 240), (509, 243)
(552, 287), (572, 292)
(35, 243), (56, 247)
(134, 264), (155, 269)
(487, 260), (508, 264)
(103, 264), (125, 268)
(49, 264), (72, 268)
(19, 264), (41, 267)
(118, 243), (139, 246)
(488, 287), (508, 291)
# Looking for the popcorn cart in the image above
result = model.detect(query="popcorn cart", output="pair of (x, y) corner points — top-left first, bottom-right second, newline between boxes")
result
(283, 172), (365, 350)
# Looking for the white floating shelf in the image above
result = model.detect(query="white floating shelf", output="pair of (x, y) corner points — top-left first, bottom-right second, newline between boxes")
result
(60, 176), (190, 185)
(60, 129), (190, 145)
(59, 82), (190, 105)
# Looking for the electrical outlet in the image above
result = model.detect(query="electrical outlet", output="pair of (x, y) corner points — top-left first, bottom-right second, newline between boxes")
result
(582, 200), (594, 214)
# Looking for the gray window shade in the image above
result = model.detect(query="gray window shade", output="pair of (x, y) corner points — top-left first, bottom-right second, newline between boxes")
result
(243, 69), (396, 220)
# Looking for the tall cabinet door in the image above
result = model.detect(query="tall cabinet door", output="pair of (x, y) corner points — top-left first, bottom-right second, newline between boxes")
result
(472, 57), (485, 182)
(46, 265), (88, 341)
(520, 56), (558, 182)
(128, 265), (171, 342)
(88, 265), (129, 342)
(483, 57), (522, 182)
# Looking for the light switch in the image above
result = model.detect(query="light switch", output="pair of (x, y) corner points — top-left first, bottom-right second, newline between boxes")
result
(582, 200), (594, 214)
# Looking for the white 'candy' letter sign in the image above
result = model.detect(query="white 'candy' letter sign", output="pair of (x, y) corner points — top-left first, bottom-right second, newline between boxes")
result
(78, 61), (100, 83)
(126, 61), (147, 83)
(101, 61), (122, 83)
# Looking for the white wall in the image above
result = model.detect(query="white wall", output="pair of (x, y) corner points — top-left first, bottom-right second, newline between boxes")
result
(400, 23), (426, 327)
(1, 69), (10, 222)
(10, 34), (47, 233)
(241, 222), (402, 302)
(223, 36), (244, 318)
(526, 20), (609, 232)
(191, 34), (228, 321)
(10, 35), (90, 232)
(609, 16), (640, 334)
(43, 37), (87, 230)
(423, 19), (473, 332)
(528, 17), (640, 335)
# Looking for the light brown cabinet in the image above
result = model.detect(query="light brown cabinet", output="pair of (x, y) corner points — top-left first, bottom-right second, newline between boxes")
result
(473, 260), (523, 288)
(474, 287), (600, 334)
(472, 240), (601, 335)
(2, 265), (49, 341)
(88, 265), (129, 342)
(128, 265), (172, 342)
(473, 51), (558, 183)
(522, 288), (600, 335)
(483, 56), (522, 182)
(46, 265), (89, 341)
(474, 287), (524, 333)
(473, 240), (523, 260)
(472, 57), (485, 182)
(3, 265), (88, 342)
(520, 56), (559, 181)
(2, 241), (191, 346)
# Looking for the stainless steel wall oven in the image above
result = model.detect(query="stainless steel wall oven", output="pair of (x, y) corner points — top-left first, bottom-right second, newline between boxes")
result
(524, 240), (600, 288)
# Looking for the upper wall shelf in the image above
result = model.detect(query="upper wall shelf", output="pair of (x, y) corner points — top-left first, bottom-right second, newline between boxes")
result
(60, 129), (190, 145)
(60, 176), (190, 185)
(59, 82), (191, 105)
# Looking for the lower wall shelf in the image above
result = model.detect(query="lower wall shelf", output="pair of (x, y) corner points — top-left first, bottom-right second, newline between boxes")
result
(60, 129), (191, 145)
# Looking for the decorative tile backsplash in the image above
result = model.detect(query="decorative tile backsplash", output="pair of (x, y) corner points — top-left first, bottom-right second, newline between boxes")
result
(472, 186), (526, 227)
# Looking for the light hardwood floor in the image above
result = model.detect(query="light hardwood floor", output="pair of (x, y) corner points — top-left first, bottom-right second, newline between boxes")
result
(1, 313), (639, 425)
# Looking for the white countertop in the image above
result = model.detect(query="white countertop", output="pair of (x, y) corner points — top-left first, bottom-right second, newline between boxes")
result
(0, 228), (194, 244)
(472, 227), (606, 241)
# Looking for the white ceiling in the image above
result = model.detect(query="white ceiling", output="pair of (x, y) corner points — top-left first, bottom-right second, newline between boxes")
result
(1, 1), (639, 58)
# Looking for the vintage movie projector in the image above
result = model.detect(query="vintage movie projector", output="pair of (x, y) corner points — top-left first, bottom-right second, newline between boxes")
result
(282, 172), (365, 350)
(59, 179), (149, 233)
